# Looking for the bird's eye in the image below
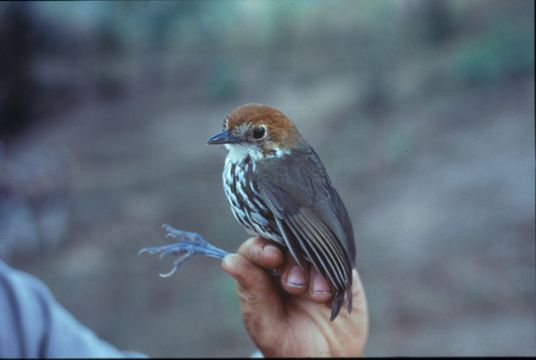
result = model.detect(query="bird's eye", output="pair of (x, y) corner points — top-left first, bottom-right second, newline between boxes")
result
(252, 126), (266, 140)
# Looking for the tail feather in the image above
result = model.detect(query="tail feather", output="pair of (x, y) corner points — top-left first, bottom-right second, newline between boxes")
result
(346, 287), (353, 314)
(330, 286), (353, 321)
(330, 289), (345, 321)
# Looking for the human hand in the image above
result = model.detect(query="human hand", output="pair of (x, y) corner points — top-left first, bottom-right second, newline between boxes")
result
(221, 237), (368, 357)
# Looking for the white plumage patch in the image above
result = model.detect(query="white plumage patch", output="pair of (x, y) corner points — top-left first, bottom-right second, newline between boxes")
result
(224, 144), (264, 163)
(224, 143), (291, 164)
(273, 148), (291, 158)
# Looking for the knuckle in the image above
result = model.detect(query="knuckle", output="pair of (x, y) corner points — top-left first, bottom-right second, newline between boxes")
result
(246, 243), (263, 265)
(237, 286), (261, 307)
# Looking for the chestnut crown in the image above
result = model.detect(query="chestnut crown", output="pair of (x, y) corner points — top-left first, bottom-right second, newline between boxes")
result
(207, 104), (301, 152)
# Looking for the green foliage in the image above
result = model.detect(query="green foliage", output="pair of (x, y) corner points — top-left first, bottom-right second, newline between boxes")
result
(450, 21), (533, 86)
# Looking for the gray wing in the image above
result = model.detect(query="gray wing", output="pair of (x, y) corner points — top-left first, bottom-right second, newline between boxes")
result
(255, 146), (355, 319)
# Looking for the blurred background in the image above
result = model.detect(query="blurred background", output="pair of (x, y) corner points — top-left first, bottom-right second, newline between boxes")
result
(0, 0), (534, 356)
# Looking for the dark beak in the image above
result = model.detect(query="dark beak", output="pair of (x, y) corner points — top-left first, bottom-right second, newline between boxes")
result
(207, 130), (242, 145)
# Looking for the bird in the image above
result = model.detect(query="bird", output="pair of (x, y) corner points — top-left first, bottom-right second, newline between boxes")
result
(206, 103), (356, 321)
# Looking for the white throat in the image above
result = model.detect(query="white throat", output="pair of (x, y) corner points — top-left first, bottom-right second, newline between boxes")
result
(224, 144), (291, 164)
(225, 144), (264, 164)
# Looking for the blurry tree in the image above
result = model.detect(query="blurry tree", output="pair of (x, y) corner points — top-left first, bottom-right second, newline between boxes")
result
(450, 18), (534, 86)
(94, 17), (126, 100)
(0, 2), (36, 137)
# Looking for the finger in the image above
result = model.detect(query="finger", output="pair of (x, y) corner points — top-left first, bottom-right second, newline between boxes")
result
(336, 268), (369, 348)
(350, 269), (368, 319)
(237, 237), (285, 270)
(280, 251), (308, 295)
(221, 253), (285, 324)
(309, 266), (333, 304)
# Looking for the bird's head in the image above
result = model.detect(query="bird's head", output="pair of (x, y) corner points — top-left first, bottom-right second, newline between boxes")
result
(207, 104), (301, 162)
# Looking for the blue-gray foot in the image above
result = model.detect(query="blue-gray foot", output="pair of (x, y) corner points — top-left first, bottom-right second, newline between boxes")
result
(139, 224), (230, 277)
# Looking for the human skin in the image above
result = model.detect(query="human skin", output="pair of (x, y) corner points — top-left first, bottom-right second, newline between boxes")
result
(221, 237), (369, 357)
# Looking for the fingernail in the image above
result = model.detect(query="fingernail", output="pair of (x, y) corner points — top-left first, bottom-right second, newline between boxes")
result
(221, 255), (247, 288)
(221, 254), (237, 272)
(286, 266), (305, 288)
(262, 245), (281, 254)
(312, 271), (332, 294)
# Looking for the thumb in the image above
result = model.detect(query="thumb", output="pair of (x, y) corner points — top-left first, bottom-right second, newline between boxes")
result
(221, 253), (284, 331)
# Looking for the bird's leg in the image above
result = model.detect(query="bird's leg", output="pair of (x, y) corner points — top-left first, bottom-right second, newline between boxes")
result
(138, 224), (230, 278)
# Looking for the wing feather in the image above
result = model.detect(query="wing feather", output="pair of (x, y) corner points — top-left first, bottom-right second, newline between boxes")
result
(286, 215), (341, 288)
(292, 209), (349, 286)
(254, 145), (356, 320)
(272, 216), (306, 270)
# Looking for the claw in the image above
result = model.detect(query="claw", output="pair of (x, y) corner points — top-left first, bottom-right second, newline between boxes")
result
(159, 253), (193, 278)
(159, 265), (178, 278)
(139, 224), (231, 277)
